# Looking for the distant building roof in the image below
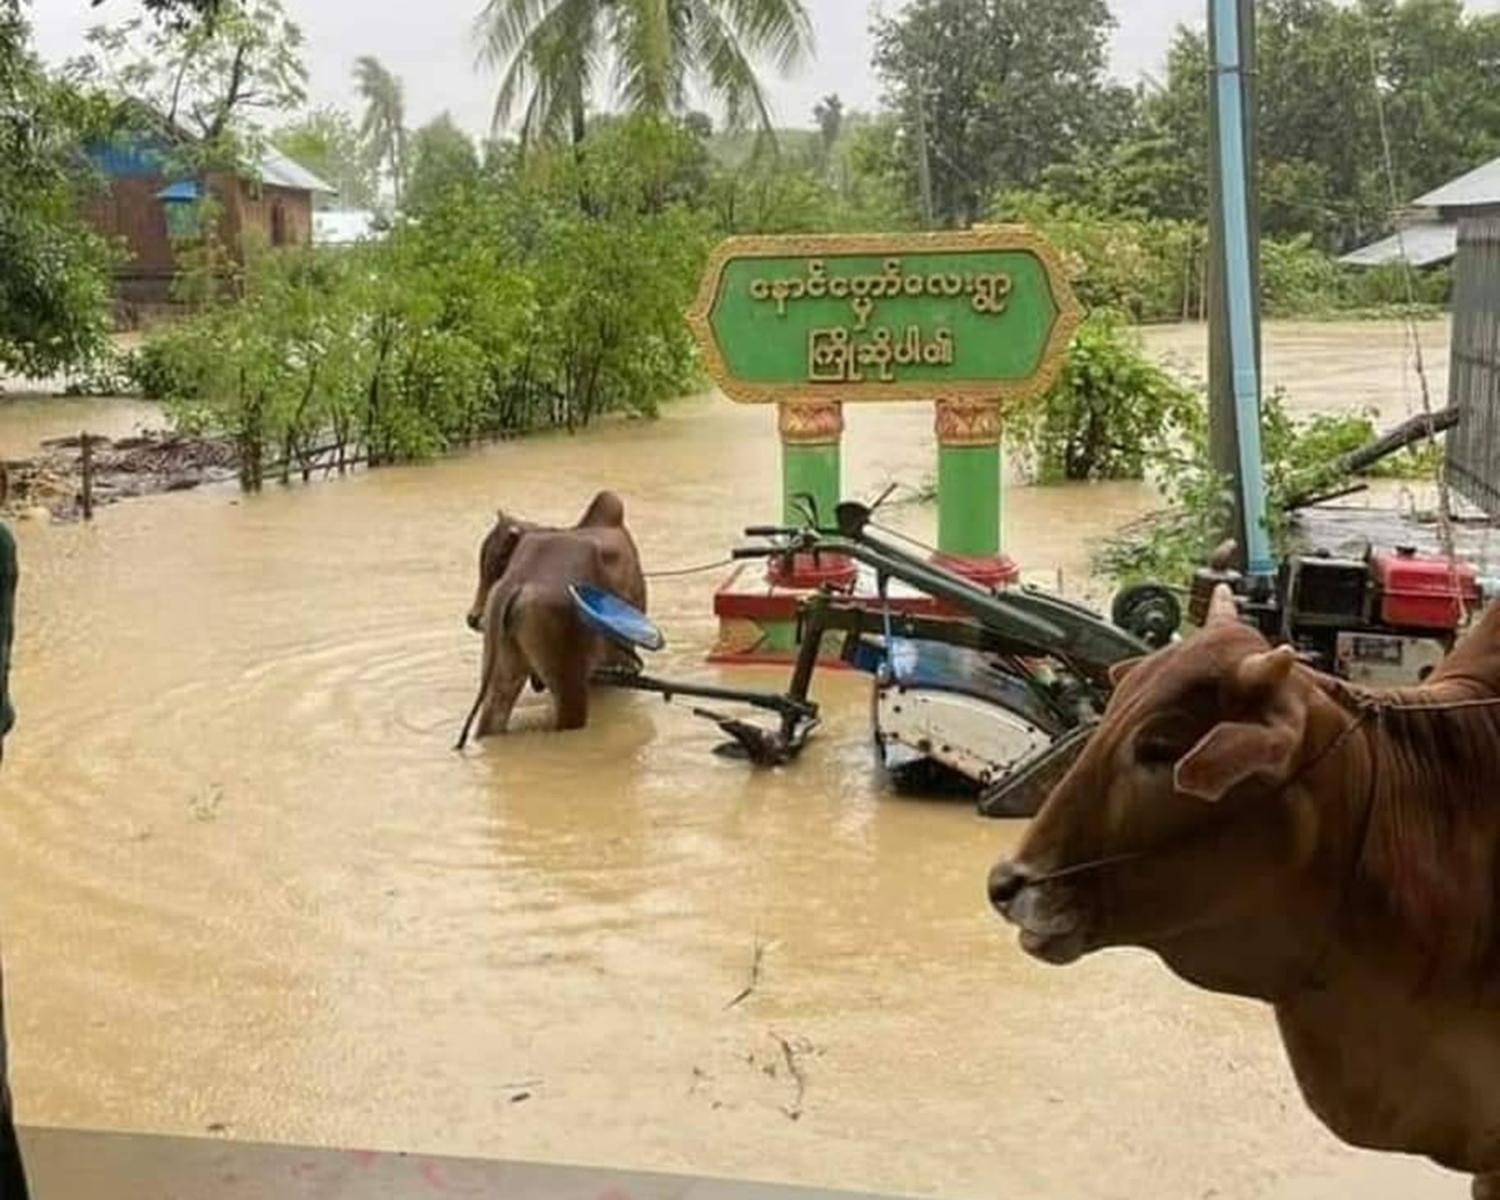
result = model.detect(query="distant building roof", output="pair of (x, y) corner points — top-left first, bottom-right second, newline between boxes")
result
(1340, 221), (1458, 268)
(87, 115), (335, 197)
(1414, 155), (1500, 209)
(258, 146), (336, 196)
(313, 208), (384, 245)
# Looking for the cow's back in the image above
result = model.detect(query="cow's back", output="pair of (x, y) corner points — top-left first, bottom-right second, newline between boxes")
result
(1428, 601), (1500, 695)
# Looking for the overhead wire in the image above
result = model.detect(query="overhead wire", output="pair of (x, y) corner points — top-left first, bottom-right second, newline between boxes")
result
(1360, 14), (1457, 567)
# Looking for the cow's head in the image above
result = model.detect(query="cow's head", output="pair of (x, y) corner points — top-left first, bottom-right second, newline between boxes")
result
(989, 586), (1340, 997)
(467, 510), (537, 632)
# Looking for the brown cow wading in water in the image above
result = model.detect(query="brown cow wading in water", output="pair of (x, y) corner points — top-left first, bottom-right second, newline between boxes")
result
(990, 585), (1500, 1199)
(459, 491), (646, 743)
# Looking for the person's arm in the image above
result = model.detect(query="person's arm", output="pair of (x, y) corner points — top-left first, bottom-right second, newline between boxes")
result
(0, 521), (19, 754)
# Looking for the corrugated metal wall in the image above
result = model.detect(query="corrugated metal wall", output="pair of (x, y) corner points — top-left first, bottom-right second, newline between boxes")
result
(1446, 218), (1500, 514)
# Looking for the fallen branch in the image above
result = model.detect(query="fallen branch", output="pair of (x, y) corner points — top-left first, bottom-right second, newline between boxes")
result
(1287, 482), (1370, 510)
(725, 937), (767, 1010)
(771, 1031), (809, 1121)
(1284, 406), (1460, 511)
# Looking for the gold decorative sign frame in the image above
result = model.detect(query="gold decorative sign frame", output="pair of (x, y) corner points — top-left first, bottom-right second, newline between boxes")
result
(685, 227), (1084, 409)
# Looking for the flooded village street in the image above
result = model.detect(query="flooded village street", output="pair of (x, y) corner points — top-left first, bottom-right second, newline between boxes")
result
(0, 320), (1462, 1199)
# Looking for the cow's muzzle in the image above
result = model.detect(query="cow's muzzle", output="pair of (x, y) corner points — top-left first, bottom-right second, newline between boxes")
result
(988, 859), (1090, 966)
(466, 611), (482, 633)
(987, 861), (1032, 908)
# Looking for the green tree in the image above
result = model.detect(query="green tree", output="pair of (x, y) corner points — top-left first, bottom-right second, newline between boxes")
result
(839, 112), (917, 228)
(474, 0), (814, 146)
(873, 0), (1125, 228)
(273, 106), (377, 208)
(812, 92), (842, 168)
(1078, 0), (1500, 252)
(0, 1), (114, 379)
(1063, 32), (1208, 226)
(90, 0), (225, 31)
(1369, 0), (1500, 208)
(353, 54), (406, 208)
(72, 0), (306, 155)
(146, 113), (713, 485)
(404, 112), (481, 215)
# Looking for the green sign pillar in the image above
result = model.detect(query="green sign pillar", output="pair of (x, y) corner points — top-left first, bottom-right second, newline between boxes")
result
(934, 400), (1013, 584)
(779, 401), (844, 527)
(936, 401), (1002, 553)
(773, 400), (855, 588)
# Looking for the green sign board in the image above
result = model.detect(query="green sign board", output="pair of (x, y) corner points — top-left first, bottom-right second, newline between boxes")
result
(687, 229), (1083, 407)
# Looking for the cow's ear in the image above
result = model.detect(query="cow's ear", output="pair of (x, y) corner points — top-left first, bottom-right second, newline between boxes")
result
(1108, 657), (1145, 688)
(483, 525), (524, 575)
(1174, 720), (1301, 803)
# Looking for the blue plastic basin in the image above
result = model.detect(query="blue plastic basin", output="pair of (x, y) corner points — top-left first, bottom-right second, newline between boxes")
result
(570, 584), (666, 652)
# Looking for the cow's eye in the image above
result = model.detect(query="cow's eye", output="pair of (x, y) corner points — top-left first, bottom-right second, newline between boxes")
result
(1135, 734), (1185, 766)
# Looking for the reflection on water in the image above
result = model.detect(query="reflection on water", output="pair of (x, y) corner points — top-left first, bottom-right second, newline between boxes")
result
(0, 371), (1456, 1198)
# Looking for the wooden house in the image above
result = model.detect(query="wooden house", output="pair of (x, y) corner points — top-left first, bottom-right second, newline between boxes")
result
(82, 118), (335, 318)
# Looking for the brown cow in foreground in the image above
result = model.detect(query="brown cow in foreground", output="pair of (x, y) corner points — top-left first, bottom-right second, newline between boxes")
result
(990, 585), (1500, 1198)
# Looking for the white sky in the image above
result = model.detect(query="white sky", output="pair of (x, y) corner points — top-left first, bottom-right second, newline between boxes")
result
(27, 0), (1500, 138)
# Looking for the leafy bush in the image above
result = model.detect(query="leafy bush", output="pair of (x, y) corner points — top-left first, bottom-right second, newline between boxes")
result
(1342, 262), (1451, 315)
(143, 116), (711, 488)
(126, 339), (192, 400)
(1259, 235), (1348, 317)
(1090, 451), (1235, 589)
(1093, 389), (1444, 587)
(1009, 313), (1202, 483)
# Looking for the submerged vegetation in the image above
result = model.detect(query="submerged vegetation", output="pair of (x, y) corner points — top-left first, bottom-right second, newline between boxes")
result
(1092, 392), (1443, 589)
(141, 118), (712, 489)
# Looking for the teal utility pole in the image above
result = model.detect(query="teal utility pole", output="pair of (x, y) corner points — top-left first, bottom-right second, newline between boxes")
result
(1207, 0), (1273, 577)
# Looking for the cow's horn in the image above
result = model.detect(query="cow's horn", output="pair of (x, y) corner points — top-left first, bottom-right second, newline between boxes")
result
(1206, 584), (1239, 626)
(1234, 645), (1298, 695)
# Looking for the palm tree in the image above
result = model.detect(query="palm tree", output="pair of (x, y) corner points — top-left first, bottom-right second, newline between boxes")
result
(474, 0), (814, 147)
(353, 55), (406, 208)
(813, 92), (843, 157)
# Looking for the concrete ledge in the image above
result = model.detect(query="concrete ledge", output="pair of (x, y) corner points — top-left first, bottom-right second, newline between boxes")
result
(19, 1127), (903, 1200)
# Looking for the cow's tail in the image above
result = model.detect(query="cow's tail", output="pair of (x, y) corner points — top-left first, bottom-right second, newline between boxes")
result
(454, 587), (524, 752)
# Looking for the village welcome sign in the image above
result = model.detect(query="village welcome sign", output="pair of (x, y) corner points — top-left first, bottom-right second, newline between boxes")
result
(686, 228), (1084, 408)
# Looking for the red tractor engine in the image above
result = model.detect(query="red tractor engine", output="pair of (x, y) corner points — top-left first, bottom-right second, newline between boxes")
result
(1190, 546), (1480, 686)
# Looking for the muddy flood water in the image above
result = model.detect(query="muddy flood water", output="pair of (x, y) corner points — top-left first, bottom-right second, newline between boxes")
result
(0, 321), (1463, 1198)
